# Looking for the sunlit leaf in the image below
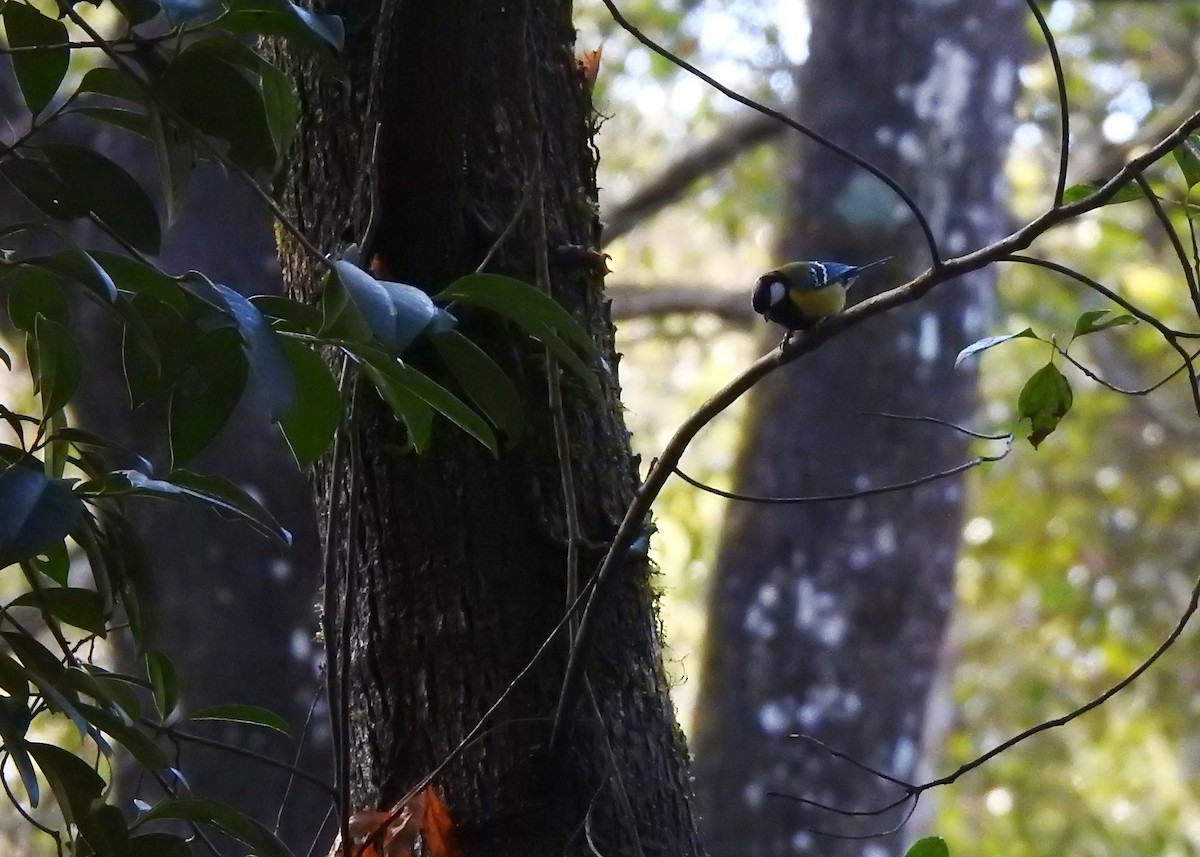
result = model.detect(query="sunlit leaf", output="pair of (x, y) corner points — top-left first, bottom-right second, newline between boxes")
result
(1017, 361), (1073, 449)
(1061, 181), (1141, 206)
(1070, 309), (1137, 340)
(905, 837), (950, 857)
(1, 1), (69, 115)
(953, 328), (1039, 368)
(1172, 135), (1200, 189)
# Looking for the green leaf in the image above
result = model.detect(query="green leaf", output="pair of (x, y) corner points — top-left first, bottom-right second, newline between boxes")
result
(1173, 135), (1200, 189)
(1070, 309), (1137, 340)
(219, 0), (344, 57)
(29, 248), (119, 303)
(1061, 181), (1142, 206)
(211, 283), (294, 420)
(436, 273), (597, 356)
(11, 588), (108, 636)
(29, 539), (69, 585)
(0, 698), (38, 805)
(148, 106), (194, 225)
(75, 702), (168, 770)
(108, 0), (160, 25)
(1, 1), (69, 115)
(27, 742), (105, 827)
(71, 105), (153, 139)
(145, 648), (178, 719)
(168, 326), (248, 465)
(361, 360), (434, 452)
(76, 66), (146, 104)
(155, 39), (278, 178)
(76, 469), (290, 544)
(40, 143), (162, 255)
(190, 703), (290, 736)
(953, 328), (1039, 368)
(259, 52), (300, 158)
(277, 339), (341, 467)
(135, 797), (296, 857)
(250, 295), (322, 333)
(0, 653), (32, 701)
(332, 260), (445, 354)
(0, 157), (87, 220)
(6, 264), (70, 331)
(31, 313), (82, 419)
(121, 833), (192, 857)
(0, 463), (84, 569)
(360, 352), (496, 453)
(1017, 361), (1073, 449)
(161, 0), (221, 26)
(431, 329), (524, 441)
(905, 836), (950, 857)
(91, 250), (188, 313)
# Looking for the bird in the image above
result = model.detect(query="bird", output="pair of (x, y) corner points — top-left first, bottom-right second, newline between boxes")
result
(751, 258), (891, 330)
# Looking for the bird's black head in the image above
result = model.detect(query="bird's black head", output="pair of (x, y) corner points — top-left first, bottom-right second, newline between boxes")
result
(751, 273), (785, 315)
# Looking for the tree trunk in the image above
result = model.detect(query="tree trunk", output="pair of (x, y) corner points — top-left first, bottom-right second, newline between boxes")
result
(272, 3), (703, 856)
(691, 3), (1025, 855)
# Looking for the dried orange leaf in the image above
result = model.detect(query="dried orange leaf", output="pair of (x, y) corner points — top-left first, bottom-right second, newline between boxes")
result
(419, 788), (461, 857)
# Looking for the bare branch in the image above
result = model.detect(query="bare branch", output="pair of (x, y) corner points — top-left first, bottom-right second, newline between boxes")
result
(601, 110), (782, 246)
(607, 283), (752, 322)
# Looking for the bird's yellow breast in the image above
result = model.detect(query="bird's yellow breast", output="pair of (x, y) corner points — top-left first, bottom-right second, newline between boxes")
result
(788, 285), (846, 318)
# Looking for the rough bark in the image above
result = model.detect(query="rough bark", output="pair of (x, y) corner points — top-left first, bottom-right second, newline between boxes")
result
(691, 3), (1025, 856)
(0, 77), (328, 849)
(272, 3), (703, 856)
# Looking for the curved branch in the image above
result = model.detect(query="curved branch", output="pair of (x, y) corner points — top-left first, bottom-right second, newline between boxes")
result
(597, 0), (942, 266)
(601, 110), (782, 246)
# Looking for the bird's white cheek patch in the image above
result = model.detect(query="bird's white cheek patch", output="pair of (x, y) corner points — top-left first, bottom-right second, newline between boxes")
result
(770, 281), (786, 306)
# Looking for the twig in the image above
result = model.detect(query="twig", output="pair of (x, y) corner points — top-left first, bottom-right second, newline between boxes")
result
(1132, 170), (1200, 317)
(601, 110), (781, 246)
(673, 418), (1011, 505)
(1025, 0), (1070, 207)
(597, 0), (941, 265)
(549, 103), (1200, 758)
